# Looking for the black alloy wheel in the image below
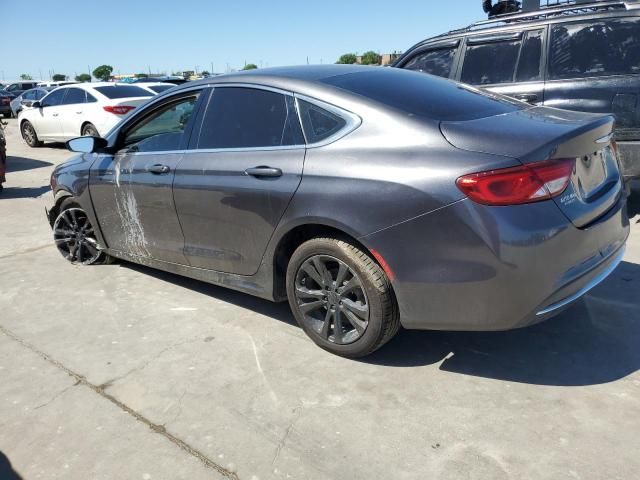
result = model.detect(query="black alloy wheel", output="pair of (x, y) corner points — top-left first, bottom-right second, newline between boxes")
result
(53, 207), (103, 265)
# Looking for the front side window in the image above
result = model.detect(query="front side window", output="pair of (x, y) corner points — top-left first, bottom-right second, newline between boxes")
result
(41, 89), (66, 107)
(549, 18), (640, 80)
(198, 87), (304, 149)
(61, 88), (86, 105)
(461, 38), (522, 85)
(122, 94), (199, 153)
(297, 100), (347, 144)
(403, 47), (457, 78)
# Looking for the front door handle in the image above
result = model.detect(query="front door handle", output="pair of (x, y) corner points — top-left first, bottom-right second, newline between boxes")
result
(244, 166), (283, 178)
(514, 93), (538, 103)
(52, 113), (59, 117)
(147, 164), (171, 174)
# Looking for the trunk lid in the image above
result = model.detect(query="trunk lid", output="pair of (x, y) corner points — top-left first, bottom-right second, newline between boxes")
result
(441, 107), (623, 228)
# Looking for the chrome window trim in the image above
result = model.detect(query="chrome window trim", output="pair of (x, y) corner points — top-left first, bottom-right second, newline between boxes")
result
(293, 94), (362, 148)
(184, 145), (305, 155)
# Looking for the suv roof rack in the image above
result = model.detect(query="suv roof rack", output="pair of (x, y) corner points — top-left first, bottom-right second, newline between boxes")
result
(439, 1), (639, 37)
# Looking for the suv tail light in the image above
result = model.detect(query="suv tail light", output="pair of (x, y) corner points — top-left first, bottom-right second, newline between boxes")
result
(1, 98), (9, 105)
(103, 105), (136, 115)
(456, 158), (575, 206)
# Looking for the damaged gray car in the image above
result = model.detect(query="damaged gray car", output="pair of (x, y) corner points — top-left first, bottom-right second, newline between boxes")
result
(47, 65), (629, 357)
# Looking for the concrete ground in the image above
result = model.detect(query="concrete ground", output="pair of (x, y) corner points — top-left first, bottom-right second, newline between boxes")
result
(1, 117), (639, 480)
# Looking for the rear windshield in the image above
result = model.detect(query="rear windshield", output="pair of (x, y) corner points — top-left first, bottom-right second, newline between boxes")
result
(321, 68), (523, 121)
(94, 85), (153, 99)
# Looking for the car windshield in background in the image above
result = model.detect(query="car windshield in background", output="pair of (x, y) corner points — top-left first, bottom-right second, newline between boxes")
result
(149, 85), (175, 93)
(94, 85), (153, 99)
(322, 68), (523, 121)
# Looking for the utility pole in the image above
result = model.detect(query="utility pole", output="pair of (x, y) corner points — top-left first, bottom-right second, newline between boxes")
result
(211, 62), (214, 74)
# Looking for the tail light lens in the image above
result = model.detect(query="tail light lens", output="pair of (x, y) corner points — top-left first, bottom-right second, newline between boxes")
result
(1, 98), (9, 105)
(103, 105), (136, 115)
(456, 158), (575, 206)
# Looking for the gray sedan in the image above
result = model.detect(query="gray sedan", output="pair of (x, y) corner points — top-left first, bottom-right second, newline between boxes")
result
(10, 87), (54, 117)
(46, 65), (629, 357)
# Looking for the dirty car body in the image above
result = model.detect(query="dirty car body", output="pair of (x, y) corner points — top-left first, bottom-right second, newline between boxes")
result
(47, 66), (629, 355)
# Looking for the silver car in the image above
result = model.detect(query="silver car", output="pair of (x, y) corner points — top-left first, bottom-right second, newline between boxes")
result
(10, 87), (53, 118)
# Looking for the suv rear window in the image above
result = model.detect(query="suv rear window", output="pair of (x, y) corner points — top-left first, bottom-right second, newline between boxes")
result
(322, 68), (523, 121)
(549, 18), (640, 80)
(93, 85), (153, 99)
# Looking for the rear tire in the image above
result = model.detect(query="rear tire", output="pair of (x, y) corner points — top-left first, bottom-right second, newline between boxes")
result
(286, 237), (400, 358)
(82, 123), (99, 137)
(21, 121), (42, 147)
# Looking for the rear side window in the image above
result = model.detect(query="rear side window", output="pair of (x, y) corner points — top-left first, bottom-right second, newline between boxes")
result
(549, 19), (640, 80)
(323, 68), (523, 121)
(403, 47), (457, 78)
(461, 38), (521, 85)
(516, 30), (543, 82)
(94, 85), (153, 99)
(297, 100), (347, 144)
(198, 87), (304, 149)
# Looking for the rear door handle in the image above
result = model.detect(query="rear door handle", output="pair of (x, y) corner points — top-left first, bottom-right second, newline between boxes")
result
(514, 93), (538, 103)
(244, 166), (283, 178)
(147, 164), (171, 174)
(52, 113), (59, 117)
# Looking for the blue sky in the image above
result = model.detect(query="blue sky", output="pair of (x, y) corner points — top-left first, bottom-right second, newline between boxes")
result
(1, 0), (485, 81)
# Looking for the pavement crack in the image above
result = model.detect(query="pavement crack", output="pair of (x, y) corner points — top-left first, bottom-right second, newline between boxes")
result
(0, 324), (240, 480)
(33, 381), (80, 410)
(0, 244), (54, 261)
(272, 406), (302, 467)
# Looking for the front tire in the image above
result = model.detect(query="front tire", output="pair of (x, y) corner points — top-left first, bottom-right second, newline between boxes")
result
(82, 123), (99, 137)
(286, 237), (400, 358)
(52, 199), (112, 265)
(21, 121), (42, 147)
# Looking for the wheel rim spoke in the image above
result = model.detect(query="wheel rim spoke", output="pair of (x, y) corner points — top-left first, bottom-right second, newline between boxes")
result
(294, 254), (369, 346)
(52, 208), (101, 265)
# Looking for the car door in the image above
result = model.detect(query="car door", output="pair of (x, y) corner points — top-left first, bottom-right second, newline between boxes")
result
(398, 39), (462, 80)
(458, 28), (546, 105)
(172, 86), (306, 275)
(58, 87), (88, 139)
(34, 88), (67, 140)
(89, 89), (205, 263)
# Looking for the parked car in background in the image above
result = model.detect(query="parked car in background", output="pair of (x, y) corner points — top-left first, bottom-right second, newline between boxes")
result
(4, 81), (39, 96)
(136, 82), (177, 95)
(19, 83), (154, 146)
(393, 1), (640, 179)
(37, 80), (79, 88)
(10, 87), (54, 118)
(133, 76), (188, 86)
(46, 65), (628, 357)
(0, 119), (6, 192)
(0, 90), (16, 118)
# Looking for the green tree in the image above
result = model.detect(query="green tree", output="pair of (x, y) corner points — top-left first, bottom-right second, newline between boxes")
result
(20, 74), (33, 80)
(360, 51), (381, 65)
(75, 73), (92, 82)
(242, 64), (258, 70)
(200, 70), (211, 77)
(52, 73), (67, 81)
(336, 53), (358, 65)
(92, 65), (114, 82)
(135, 73), (149, 79)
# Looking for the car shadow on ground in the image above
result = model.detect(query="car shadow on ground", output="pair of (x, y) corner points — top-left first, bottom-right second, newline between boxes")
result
(123, 259), (640, 387)
(628, 189), (640, 221)
(5, 156), (53, 173)
(0, 185), (50, 199)
(0, 451), (23, 480)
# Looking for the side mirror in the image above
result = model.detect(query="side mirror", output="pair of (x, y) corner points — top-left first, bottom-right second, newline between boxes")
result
(31, 101), (41, 109)
(66, 136), (108, 154)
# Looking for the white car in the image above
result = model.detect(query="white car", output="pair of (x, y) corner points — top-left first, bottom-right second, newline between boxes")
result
(19, 83), (154, 147)
(37, 81), (79, 88)
(136, 82), (177, 95)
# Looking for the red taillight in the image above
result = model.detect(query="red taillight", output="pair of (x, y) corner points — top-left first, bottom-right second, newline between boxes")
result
(1, 98), (9, 105)
(456, 158), (575, 206)
(103, 105), (136, 115)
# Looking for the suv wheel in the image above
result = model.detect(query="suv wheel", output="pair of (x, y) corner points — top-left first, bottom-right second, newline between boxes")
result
(286, 237), (400, 358)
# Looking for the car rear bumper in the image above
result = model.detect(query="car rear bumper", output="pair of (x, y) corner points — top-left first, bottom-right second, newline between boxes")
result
(0, 105), (11, 114)
(362, 195), (630, 332)
(617, 141), (640, 179)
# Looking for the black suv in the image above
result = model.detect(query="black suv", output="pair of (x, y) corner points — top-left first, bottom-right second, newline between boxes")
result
(393, 0), (640, 179)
